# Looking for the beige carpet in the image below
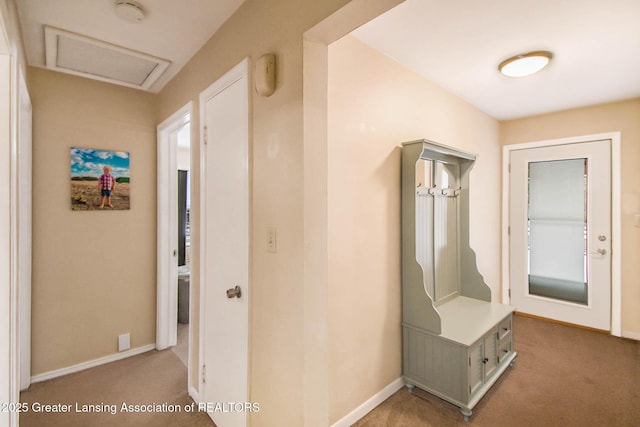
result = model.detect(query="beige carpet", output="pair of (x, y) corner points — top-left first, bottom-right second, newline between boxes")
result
(354, 315), (640, 426)
(19, 316), (640, 426)
(20, 349), (215, 427)
(171, 323), (189, 367)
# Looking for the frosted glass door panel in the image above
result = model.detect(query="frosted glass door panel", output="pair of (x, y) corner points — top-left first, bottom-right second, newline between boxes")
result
(528, 159), (587, 304)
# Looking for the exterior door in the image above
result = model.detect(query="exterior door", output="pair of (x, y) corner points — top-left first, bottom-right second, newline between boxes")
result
(509, 140), (611, 331)
(200, 58), (250, 427)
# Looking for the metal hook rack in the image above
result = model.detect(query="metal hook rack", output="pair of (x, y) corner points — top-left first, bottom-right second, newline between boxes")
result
(416, 186), (460, 197)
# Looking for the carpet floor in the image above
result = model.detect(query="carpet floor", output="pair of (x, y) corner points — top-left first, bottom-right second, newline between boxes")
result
(354, 315), (640, 427)
(18, 316), (640, 426)
(20, 349), (215, 427)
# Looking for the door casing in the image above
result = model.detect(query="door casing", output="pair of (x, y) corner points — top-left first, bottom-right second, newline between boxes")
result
(17, 69), (32, 391)
(501, 132), (621, 336)
(156, 102), (193, 395)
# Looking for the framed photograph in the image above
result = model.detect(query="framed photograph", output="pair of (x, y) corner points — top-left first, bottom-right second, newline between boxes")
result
(70, 147), (130, 210)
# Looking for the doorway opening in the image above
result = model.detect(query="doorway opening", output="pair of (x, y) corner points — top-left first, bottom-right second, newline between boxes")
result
(175, 118), (191, 367)
(156, 102), (193, 390)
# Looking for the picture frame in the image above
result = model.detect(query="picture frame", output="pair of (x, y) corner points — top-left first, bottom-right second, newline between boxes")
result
(70, 147), (130, 210)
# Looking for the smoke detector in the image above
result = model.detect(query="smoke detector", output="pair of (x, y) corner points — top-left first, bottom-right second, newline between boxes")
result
(115, 1), (145, 23)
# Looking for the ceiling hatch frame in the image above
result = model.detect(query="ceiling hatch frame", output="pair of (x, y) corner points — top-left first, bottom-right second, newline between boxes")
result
(44, 26), (171, 91)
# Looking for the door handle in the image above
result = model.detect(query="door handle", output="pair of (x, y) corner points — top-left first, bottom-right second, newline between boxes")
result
(590, 248), (607, 255)
(226, 285), (242, 299)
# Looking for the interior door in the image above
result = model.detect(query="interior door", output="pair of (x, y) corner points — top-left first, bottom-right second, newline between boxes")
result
(200, 58), (250, 427)
(509, 140), (611, 330)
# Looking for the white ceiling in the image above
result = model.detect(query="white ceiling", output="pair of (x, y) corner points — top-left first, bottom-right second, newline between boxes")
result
(16, 0), (246, 93)
(352, 0), (640, 120)
(15, 0), (640, 116)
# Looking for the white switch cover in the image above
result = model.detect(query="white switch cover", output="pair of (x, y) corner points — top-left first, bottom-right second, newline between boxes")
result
(267, 226), (277, 253)
(118, 333), (130, 352)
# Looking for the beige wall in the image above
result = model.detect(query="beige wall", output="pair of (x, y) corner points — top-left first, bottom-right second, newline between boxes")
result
(327, 36), (501, 423)
(500, 99), (640, 337)
(28, 67), (158, 375)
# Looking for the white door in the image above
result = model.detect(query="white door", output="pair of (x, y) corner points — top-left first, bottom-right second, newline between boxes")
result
(200, 58), (250, 427)
(509, 140), (611, 330)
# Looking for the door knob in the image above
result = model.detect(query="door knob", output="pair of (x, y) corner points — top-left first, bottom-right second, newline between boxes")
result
(226, 285), (242, 299)
(591, 248), (607, 255)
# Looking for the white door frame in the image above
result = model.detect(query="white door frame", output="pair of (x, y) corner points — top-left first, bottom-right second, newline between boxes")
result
(501, 132), (621, 336)
(0, 40), (15, 427)
(1, 9), (21, 425)
(17, 68), (32, 391)
(199, 57), (251, 423)
(156, 102), (192, 374)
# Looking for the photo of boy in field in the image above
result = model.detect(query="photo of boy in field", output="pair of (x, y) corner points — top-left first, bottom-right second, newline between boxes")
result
(70, 147), (130, 210)
(98, 166), (116, 208)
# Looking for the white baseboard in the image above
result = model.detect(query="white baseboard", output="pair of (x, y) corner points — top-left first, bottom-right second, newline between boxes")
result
(31, 344), (156, 384)
(330, 377), (404, 427)
(622, 330), (640, 341)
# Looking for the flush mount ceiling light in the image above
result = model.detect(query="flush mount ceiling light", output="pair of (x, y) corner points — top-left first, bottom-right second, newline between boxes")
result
(115, 0), (145, 23)
(498, 51), (553, 78)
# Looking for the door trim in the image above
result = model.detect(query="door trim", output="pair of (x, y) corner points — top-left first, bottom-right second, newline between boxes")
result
(157, 102), (191, 350)
(156, 101), (193, 399)
(1, 43), (19, 427)
(501, 132), (621, 336)
(17, 68), (31, 391)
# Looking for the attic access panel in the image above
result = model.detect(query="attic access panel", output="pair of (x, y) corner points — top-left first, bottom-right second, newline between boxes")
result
(44, 26), (170, 91)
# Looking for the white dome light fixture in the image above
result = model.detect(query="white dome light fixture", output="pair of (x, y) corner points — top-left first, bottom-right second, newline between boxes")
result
(499, 51), (553, 78)
(115, 0), (146, 23)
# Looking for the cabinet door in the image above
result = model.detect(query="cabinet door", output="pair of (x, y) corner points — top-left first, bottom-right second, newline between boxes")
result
(483, 331), (498, 379)
(468, 328), (501, 399)
(468, 341), (483, 396)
